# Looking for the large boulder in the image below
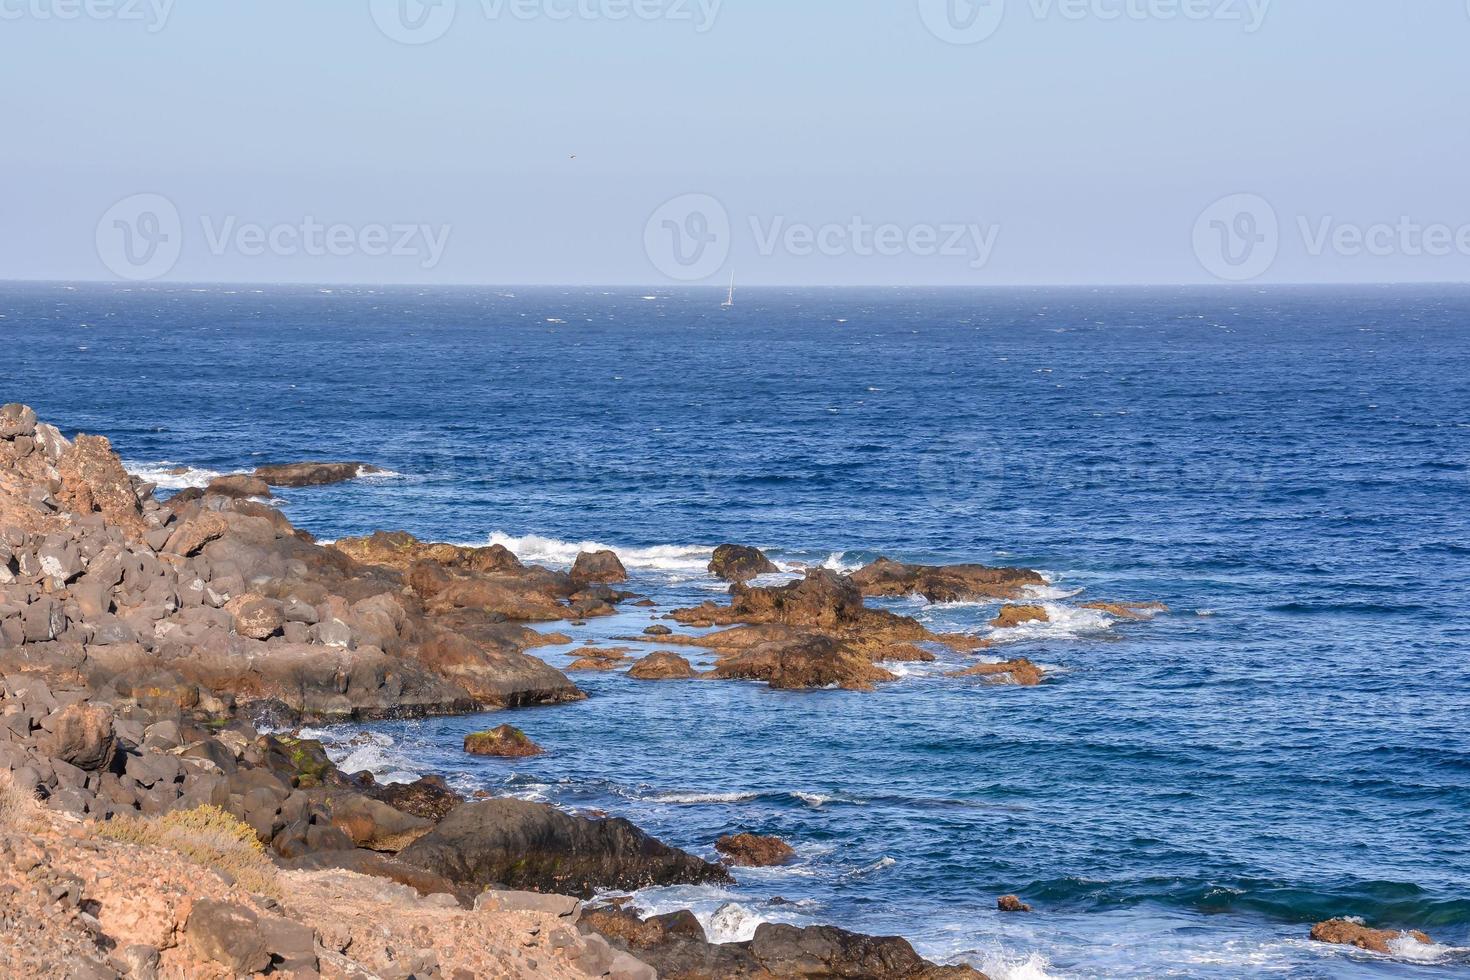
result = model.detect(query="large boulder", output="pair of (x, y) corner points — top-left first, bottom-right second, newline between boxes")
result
(570, 549), (628, 585)
(40, 702), (116, 771)
(397, 798), (732, 897)
(253, 462), (380, 487)
(708, 545), (779, 583)
(850, 557), (1045, 602)
(185, 900), (272, 975)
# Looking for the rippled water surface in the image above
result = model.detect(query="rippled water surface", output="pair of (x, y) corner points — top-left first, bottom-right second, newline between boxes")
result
(4, 282), (1469, 978)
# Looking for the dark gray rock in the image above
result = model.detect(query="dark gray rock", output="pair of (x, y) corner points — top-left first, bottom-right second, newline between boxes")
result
(397, 798), (732, 898)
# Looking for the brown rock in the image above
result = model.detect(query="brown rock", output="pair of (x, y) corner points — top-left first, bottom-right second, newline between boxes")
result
(990, 605), (1049, 629)
(708, 544), (780, 583)
(997, 895), (1033, 913)
(627, 652), (697, 680)
(716, 833), (797, 867)
(711, 632), (896, 691)
(369, 775), (465, 822)
(0, 403), (38, 439)
(1309, 918), (1433, 954)
(206, 474), (271, 498)
(41, 702), (116, 771)
(226, 593), (285, 640)
(570, 549), (628, 585)
(186, 900), (272, 975)
(56, 434), (148, 540)
(254, 461), (379, 487)
(851, 557), (1045, 602)
(161, 511), (229, 557)
(946, 659), (1044, 686)
(874, 644), (936, 663)
(464, 724), (544, 758)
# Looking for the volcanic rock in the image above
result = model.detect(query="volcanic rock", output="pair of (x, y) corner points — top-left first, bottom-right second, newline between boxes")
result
(710, 632), (896, 691)
(253, 462), (379, 487)
(990, 605), (1049, 629)
(946, 659), (1044, 686)
(997, 895), (1033, 913)
(464, 724), (544, 758)
(570, 549), (628, 585)
(708, 544), (780, 583)
(1309, 918), (1433, 954)
(206, 474), (271, 499)
(627, 652), (697, 680)
(397, 797), (732, 897)
(715, 833), (796, 867)
(851, 557), (1045, 602)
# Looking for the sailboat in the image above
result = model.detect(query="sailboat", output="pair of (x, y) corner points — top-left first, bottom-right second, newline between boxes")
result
(721, 270), (735, 308)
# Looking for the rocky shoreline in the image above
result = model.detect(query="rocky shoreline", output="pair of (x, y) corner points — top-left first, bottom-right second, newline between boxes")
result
(0, 404), (1440, 977)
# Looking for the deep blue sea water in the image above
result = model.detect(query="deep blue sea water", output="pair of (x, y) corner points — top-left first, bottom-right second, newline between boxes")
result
(4, 281), (1469, 978)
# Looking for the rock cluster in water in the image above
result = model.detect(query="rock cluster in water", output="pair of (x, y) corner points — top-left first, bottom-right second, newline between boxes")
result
(0, 404), (1002, 979)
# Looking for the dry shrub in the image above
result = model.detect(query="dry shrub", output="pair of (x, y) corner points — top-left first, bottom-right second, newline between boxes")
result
(0, 770), (40, 831)
(98, 805), (279, 898)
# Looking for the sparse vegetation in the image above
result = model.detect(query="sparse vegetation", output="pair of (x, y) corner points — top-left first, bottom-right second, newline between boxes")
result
(97, 805), (279, 898)
(0, 770), (39, 831)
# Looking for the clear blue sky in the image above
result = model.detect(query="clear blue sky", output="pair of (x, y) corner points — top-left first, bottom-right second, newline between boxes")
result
(2, 0), (1467, 285)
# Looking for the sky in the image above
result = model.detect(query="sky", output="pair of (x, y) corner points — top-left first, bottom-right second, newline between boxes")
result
(1, 0), (1467, 286)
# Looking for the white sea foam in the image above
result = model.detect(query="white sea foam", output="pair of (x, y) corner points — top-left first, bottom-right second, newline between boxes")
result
(708, 902), (769, 943)
(486, 532), (713, 575)
(299, 728), (422, 785)
(849, 856), (896, 877)
(820, 552), (862, 574)
(792, 791), (842, 807)
(1388, 934), (1462, 963)
(125, 460), (226, 490)
(975, 950), (1062, 980)
(987, 603), (1115, 644)
(647, 790), (760, 805)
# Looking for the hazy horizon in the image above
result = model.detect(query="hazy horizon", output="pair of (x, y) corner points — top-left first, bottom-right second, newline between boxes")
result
(3, 1), (1467, 287)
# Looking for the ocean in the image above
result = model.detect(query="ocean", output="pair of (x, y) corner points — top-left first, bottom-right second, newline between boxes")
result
(4, 281), (1468, 978)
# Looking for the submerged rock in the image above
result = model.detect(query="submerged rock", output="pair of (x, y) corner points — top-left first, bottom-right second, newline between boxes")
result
(997, 895), (1033, 913)
(397, 798), (732, 897)
(989, 605), (1049, 629)
(946, 659), (1044, 686)
(709, 544), (780, 583)
(715, 833), (796, 867)
(464, 724), (544, 758)
(1079, 600), (1169, 620)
